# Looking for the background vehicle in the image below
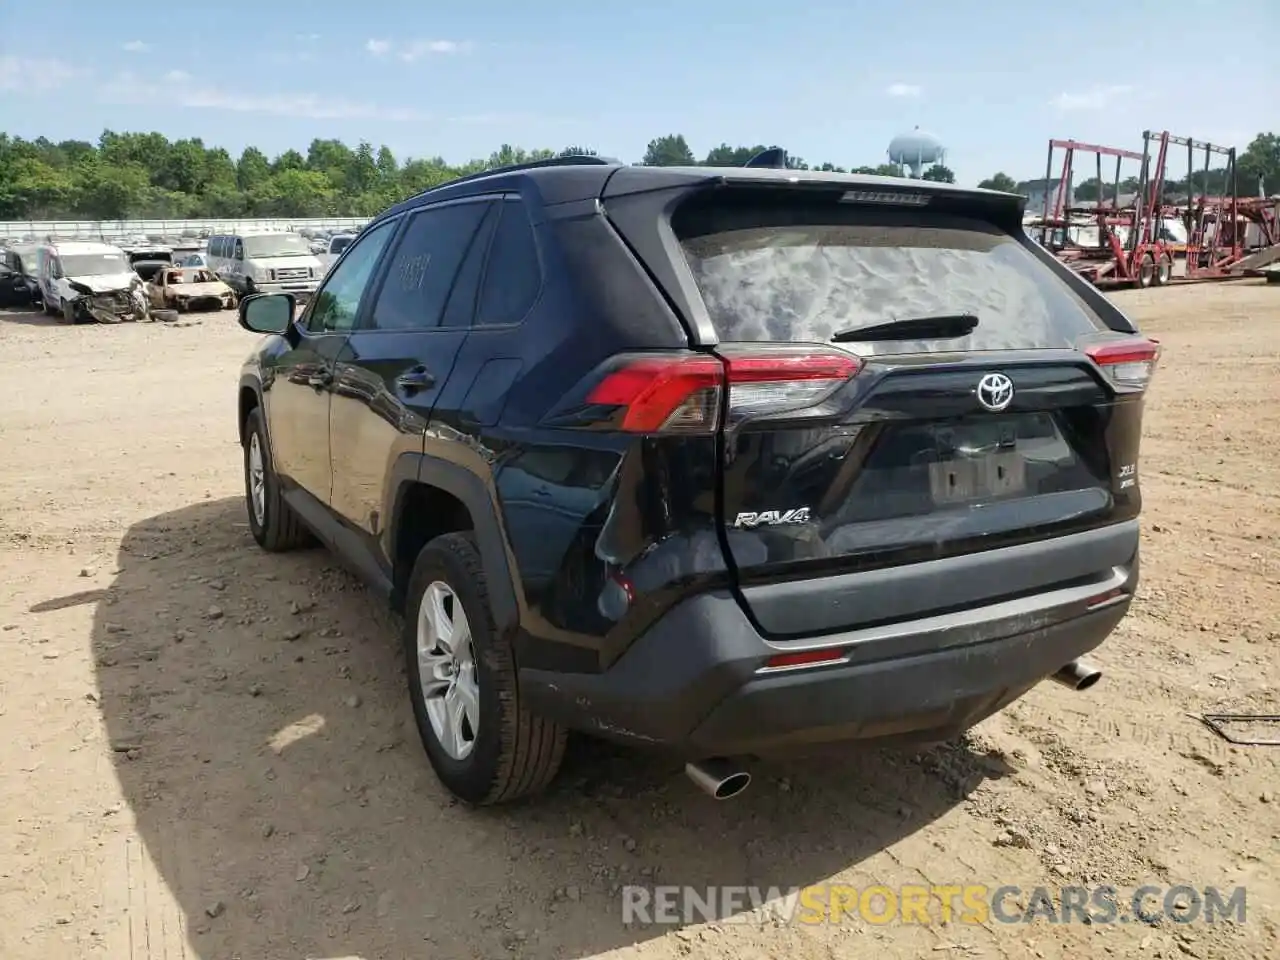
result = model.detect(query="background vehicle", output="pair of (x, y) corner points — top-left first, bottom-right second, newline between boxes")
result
(318, 233), (356, 274)
(146, 267), (236, 312)
(206, 230), (322, 302)
(123, 244), (174, 281)
(234, 157), (1156, 805)
(0, 245), (40, 306)
(37, 240), (149, 323)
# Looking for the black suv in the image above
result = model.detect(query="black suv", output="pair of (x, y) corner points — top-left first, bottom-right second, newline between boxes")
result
(235, 157), (1158, 805)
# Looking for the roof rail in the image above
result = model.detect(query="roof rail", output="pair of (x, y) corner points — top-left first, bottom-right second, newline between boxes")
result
(419, 153), (619, 196)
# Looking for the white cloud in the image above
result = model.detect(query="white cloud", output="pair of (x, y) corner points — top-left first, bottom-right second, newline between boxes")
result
(1051, 84), (1132, 111)
(886, 82), (922, 98)
(399, 39), (472, 61)
(365, 39), (391, 56)
(101, 71), (430, 122)
(0, 55), (84, 92)
(122, 40), (150, 52)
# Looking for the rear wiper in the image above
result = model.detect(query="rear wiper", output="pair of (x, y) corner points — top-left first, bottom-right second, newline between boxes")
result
(832, 314), (979, 343)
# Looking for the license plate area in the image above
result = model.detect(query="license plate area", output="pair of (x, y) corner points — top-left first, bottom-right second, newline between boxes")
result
(928, 450), (1027, 504)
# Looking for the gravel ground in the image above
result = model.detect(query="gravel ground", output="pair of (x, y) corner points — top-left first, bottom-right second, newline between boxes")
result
(0, 281), (1276, 960)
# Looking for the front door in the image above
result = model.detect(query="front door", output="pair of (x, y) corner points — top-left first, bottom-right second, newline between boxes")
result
(329, 198), (496, 562)
(264, 218), (399, 504)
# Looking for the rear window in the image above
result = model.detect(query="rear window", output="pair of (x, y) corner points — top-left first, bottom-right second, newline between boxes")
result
(674, 202), (1106, 354)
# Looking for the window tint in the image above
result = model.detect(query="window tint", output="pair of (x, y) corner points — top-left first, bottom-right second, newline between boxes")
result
(232, 239), (244, 260)
(306, 219), (397, 333)
(440, 203), (498, 327)
(674, 201), (1107, 355)
(475, 201), (541, 327)
(366, 202), (489, 331)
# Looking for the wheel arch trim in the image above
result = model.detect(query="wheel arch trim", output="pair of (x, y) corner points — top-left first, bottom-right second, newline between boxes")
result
(386, 452), (522, 635)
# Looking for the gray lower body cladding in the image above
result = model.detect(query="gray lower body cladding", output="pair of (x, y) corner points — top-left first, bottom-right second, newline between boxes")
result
(518, 522), (1139, 758)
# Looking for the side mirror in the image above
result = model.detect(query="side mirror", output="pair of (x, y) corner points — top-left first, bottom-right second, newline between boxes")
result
(238, 293), (296, 335)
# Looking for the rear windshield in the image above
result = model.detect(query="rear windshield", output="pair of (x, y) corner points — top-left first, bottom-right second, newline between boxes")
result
(675, 202), (1106, 354)
(330, 236), (353, 254)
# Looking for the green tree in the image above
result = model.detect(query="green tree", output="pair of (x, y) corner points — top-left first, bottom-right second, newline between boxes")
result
(72, 159), (150, 220)
(977, 172), (1018, 192)
(921, 164), (956, 183)
(704, 143), (770, 166)
(1238, 132), (1280, 195)
(236, 147), (271, 191)
(641, 134), (695, 166)
(851, 164), (903, 177)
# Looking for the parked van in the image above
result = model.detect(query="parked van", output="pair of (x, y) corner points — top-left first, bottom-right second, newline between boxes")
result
(206, 230), (322, 302)
(37, 240), (150, 323)
(317, 233), (356, 274)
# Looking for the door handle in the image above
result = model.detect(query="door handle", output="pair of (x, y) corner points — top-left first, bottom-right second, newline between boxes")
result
(307, 371), (332, 389)
(395, 366), (436, 393)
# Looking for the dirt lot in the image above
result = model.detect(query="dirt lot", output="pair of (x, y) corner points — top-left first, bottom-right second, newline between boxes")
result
(0, 283), (1276, 960)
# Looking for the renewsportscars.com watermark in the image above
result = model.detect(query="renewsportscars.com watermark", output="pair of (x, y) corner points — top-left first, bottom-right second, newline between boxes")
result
(622, 884), (1248, 927)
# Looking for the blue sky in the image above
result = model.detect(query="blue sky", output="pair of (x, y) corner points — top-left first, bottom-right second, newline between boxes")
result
(1, 0), (1274, 185)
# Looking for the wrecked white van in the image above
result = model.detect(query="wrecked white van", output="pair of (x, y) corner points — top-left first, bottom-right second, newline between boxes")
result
(36, 241), (150, 323)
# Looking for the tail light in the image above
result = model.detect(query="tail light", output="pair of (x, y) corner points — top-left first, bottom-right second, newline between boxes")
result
(1084, 337), (1160, 390)
(583, 348), (862, 433)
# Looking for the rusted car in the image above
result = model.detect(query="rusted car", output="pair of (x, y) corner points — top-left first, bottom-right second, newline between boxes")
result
(147, 267), (236, 313)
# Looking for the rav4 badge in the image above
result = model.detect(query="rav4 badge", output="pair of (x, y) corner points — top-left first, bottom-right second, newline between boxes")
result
(733, 508), (811, 528)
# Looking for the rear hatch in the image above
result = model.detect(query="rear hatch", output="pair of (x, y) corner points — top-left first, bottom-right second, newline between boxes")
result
(602, 177), (1157, 636)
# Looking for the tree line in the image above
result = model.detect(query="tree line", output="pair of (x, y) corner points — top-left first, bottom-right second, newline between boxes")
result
(0, 128), (1274, 222)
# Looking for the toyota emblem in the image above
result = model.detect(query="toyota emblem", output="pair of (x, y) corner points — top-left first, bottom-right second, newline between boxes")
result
(976, 372), (1014, 412)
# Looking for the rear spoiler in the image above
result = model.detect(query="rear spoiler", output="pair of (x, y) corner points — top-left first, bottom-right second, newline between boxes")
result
(601, 166), (1026, 233)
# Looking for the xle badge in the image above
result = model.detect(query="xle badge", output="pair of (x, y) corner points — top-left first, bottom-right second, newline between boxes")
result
(733, 508), (811, 528)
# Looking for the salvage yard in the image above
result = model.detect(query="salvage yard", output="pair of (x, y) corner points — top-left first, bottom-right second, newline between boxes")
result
(0, 282), (1276, 960)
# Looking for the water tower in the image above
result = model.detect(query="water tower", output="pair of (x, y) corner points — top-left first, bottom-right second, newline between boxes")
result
(887, 127), (946, 178)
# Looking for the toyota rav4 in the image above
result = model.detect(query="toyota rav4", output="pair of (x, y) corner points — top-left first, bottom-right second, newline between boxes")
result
(234, 156), (1157, 805)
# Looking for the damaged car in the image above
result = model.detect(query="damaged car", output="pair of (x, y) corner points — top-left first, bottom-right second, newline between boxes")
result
(147, 267), (236, 313)
(36, 241), (151, 324)
(123, 244), (175, 282)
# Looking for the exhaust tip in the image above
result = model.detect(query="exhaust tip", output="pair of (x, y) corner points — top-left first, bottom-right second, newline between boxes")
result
(1074, 669), (1102, 691)
(712, 771), (752, 800)
(1052, 659), (1103, 691)
(685, 760), (752, 800)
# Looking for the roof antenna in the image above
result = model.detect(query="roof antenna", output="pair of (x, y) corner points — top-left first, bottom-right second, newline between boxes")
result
(745, 147), (788, 169)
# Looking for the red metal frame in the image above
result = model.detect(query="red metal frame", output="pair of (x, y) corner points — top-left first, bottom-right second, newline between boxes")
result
(1140, 131), (1244, 278)
(1035, 139), (1171, 288)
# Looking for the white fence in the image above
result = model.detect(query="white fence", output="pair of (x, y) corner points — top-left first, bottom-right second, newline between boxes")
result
(0, 217), (370, 242)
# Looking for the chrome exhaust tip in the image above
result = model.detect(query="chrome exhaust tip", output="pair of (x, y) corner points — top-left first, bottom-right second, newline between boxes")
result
(685, 759), (752, 800)
(1051, 659), (1103, 691)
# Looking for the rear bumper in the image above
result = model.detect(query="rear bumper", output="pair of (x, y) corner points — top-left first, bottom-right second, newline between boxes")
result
(520, 527), (1138, 758)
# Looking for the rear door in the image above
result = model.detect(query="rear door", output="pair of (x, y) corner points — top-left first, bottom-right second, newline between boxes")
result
(328, 197), (495, 553)
(608, 183), (1159, 635)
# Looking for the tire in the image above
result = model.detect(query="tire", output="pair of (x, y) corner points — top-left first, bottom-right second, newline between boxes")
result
(1136, 253), (1155, 289)
(404, 532), (566, 805)
(152, 309), (179, 323)
(242, 407), (310, 552)
(60, 299), (79, 324)
(1154, 253), (1173, 286)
